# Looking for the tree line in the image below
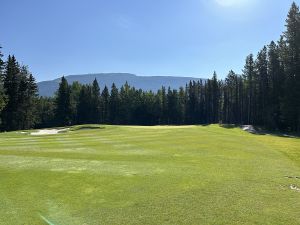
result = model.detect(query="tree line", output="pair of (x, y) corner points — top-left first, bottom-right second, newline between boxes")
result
(0, 2), (299, 132)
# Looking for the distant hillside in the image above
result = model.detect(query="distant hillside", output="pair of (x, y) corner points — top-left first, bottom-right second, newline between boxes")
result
(37, 73), (205, 96)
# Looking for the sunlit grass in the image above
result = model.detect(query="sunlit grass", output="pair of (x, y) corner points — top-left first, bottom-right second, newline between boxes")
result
(0, 125), (299, 224)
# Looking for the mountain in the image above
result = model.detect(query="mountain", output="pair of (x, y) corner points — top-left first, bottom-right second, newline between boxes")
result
(37, 73), (205, 97)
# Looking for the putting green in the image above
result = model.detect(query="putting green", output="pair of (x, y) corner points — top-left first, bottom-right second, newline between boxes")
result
(0, 125), (299, 224)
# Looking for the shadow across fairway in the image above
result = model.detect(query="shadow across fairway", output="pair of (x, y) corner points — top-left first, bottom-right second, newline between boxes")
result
(219, 124), (300, 139)
(263, 131), (300, 139)
(219, 124), (237, 129)
(70, 125), (106, 131)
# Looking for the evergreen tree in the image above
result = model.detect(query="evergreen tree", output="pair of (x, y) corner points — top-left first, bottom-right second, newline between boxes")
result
(161, 86), (168, 124)
(119, 82), (134, 124)
(267, 41), (284, 129)
(186, 81), (198, 124)
(0, 46), (4, 73)
(242, 54), (256, 124)
(211, 72), (220, 123)
(55, 76), (72, 126)
(167, 88), (179, 124)
(70, 81), (82, 123)
(77, 85), (93, 124)
(2, 55), (20, 130)
(101, 85), (109, 123)
(17, 67), (38, 129)
(1, 55), (38, 130)
(178, 87), (186, 124)
(109, 83), (119, 124)
(255, 46), (269, 126)
(91, 79), (101, 123)
(282, 2), (300, 131)
(36, 97), (56, 128)
(0, 46), (7, 125)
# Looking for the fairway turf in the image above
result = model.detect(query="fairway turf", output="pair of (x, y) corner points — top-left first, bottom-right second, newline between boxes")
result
(0, 125), (300, 225)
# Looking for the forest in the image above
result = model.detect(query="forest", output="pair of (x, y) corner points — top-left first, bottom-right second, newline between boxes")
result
(0, 2), (299, 132)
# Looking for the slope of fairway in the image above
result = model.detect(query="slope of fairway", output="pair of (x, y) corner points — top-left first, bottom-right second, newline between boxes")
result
(0, 125), (299, 225)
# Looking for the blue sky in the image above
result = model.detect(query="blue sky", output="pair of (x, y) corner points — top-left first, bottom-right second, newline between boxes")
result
(0, 0), (298, 81)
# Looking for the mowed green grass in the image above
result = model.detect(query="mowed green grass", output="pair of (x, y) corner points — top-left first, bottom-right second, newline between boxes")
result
(0, 125), (300, 225)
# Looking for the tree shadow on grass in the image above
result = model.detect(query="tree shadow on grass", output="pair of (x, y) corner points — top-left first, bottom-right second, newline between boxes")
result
(219, 124), (237, 129)
(263, 131), (300, 139)
(70, 125), (106, 131)
(219, 124), (300, 139)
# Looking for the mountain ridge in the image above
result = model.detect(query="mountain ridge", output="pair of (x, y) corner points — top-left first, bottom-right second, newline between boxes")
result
(37, 73), (205, 96)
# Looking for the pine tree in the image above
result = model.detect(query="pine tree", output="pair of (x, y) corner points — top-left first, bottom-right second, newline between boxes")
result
(167, 88), (179, 124)
(2, 55), (20, 130)
(186, 81), (198, 124)
(255, 46), (269, 126)
(267, 41), (284, 129)
(109, 83), (119, 124)
(55, 76), (72, 126)
(211, 72), (220, 123)
(119, 82), (133, 124)
(161, 86), (168, 124)
(91, 79), (101, 123)
(222, 71), (243, 124)
(0, 46), (4, 73)
(70, 81), (82, 123)
(36, 97), (56, 128)
(1, 55), (38, 130)
(282, 2), (300, 131)
(178, 87), (186, 124)
(77, 85), (93, 124)
(243, 54), (256, 125)
(17, 66), (38, 129)
(0, 46), (7, 126)
(101, 85), (109, 123)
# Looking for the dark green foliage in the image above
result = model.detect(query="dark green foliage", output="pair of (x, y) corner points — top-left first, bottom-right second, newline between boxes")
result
(167, 88), (179, 124)
(0, 46), (4, 73)
(2, 55), (20, 130)
(255, 46), (269, 125)
(1, 55), (38, 130)
(0, 83), (6, 121)
(70, 81), (83, 123)
(36, 97), (56, 128)
(55, 76), (73, 126)
(222, 70), (243, 124)
(17, 67), (38, 129)
(77, 85), (93, 124)
(242, 54), (256, 125)
(267, 41), (284, 129)
(109, 83), (119, 124)
(101, 86), (109, 123)
(119, 82), (135, 124)
(178, 87), (186, 124)
(75, 80), (101, 125)
(281, 2), (300, 131)
(0, 47), (7, 122)
(91, 79), (101, 123)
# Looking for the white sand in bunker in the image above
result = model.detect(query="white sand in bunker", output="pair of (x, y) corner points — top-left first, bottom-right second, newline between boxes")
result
(31, 128), (69, 135)
(241, 125), (258, 134)
(290, 184), (300, 192)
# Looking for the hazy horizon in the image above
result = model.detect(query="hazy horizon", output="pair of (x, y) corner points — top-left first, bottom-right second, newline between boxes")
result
(38, 72), (206, 83)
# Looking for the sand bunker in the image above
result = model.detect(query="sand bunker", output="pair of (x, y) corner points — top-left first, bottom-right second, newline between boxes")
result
(31, 128), (69, 135)
(241, 125), (258, 134)
(290, 184), (300, 192)
(16, 131), (28, 134)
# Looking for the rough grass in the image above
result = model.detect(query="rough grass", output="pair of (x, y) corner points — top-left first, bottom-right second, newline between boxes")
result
(0, 125), (300, 225)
